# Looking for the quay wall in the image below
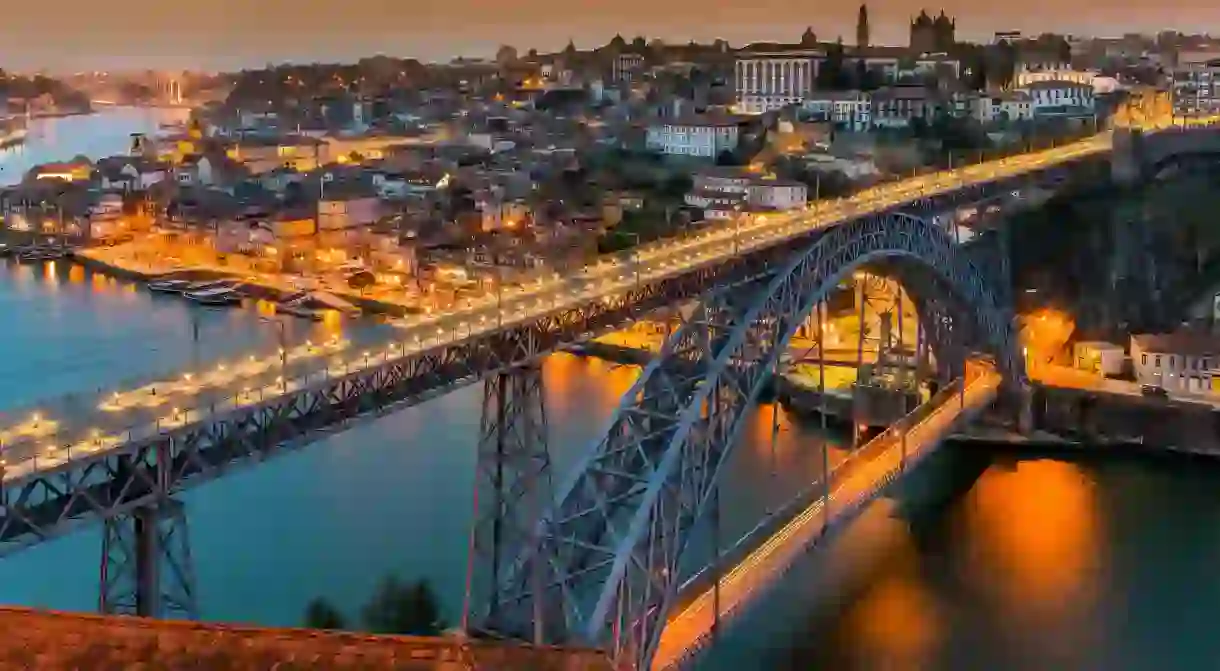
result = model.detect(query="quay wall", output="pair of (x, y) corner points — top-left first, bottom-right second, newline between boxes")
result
(1033, 385), (1220, 456)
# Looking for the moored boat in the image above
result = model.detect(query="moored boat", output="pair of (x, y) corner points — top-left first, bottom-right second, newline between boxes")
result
(16, 247), (67, 262)
(277, 302), (325, 321)
(148, 279), (193, 293)
(184, 284), (243, 306)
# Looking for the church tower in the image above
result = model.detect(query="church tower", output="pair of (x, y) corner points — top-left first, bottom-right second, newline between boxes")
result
(857, 4), (871, 48)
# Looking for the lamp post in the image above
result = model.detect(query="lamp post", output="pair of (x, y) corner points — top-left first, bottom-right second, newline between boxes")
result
(260, 316), (288, 386)
(624, 232), (642, 292)
(732, 204), (743, 257)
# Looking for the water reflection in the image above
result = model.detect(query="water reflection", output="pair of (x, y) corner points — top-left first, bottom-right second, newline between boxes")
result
(718, 450), (1124, 671)
(838, 543), (941, 670)
(961, 458), (1102, 614)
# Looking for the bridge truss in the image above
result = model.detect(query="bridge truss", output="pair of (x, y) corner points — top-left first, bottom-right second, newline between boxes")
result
(488, 212), (1025, 668)
(0, 168), (1057, 626)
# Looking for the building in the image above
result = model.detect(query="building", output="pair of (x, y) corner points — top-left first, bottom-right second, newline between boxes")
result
(870, 85), (936, 128)
(844, 47), (961, 84)
(31, 160), (92, 182)
(613, 53), (647, 83)
(1072, 341), (1125, 377)
(1014, 68), (1100, 89)
(1171, 58), (1220, 117)
(1023, 80), (1096, 117)
(993, 31), (1022, 44)
(734, 51), (821, 114)
(96, 157), (167, 192)
(224, 135), (326, 174)
(1131, 331), (1220, 393)
(645, 115), (748, 158)
(317, 182), (382, 231)
(684, 167), (807, 220)
(909, 10), (956, 53)
(972, 91), (1034, 124)
(801, 91), (872, 131)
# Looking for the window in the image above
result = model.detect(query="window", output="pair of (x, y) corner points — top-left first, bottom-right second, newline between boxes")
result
(1205, 358), (1211, 370)
(1155, 355), (1161, 367)
(1170, 355), (1176, 368)
(1142, 354), (1147, 365)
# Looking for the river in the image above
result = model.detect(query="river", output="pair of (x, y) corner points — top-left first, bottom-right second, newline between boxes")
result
(2, 109), (1220, 670)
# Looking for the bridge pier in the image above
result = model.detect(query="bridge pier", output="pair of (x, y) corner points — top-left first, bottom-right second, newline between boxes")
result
(99, 498), (197, 620)
(467, 363), (553, 643)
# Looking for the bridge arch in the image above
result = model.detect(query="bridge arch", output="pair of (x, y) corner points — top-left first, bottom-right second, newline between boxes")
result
(493, 212), (1023, 667)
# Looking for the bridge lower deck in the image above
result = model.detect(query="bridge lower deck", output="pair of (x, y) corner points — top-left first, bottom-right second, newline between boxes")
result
(652, 368), (1000, 670)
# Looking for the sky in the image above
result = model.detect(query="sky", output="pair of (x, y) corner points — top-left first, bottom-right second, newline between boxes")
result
(4, 0), (1220, 73)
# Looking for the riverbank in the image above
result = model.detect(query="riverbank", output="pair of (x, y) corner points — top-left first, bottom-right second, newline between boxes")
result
(29, 109), (95, 121)
(72, 247), (414, 317)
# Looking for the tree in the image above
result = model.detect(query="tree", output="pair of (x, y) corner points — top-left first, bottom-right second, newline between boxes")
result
(360, 575), (444, 636)
(495, 45), (518, 66)
(303, 597), (347, 630)
(715, 149), (738, 166)
(817, 38), (847, 90)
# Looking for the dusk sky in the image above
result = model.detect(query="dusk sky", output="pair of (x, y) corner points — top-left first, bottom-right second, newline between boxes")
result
(4, 0), (1220, 73)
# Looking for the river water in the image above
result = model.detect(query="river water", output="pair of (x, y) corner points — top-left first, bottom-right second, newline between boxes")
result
(2, 109), (1220, 670)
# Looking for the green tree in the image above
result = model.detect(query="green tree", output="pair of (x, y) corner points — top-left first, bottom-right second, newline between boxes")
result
(303, 597), (347, 630)
(360, 575), (444, 636)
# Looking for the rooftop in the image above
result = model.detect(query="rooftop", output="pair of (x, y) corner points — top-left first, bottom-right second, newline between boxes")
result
(1132, 331), (1220, 358)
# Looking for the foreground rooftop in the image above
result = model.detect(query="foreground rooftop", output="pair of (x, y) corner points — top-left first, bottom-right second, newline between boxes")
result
(0, 607), (612, 670)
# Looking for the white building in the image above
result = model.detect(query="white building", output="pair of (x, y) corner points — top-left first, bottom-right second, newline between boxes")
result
(685, 168), (807, 220)
(801, 91), (872, 131)
(973, 91), (1034, 124)
(734, 52), (820, 114)
(1023, 80), (1096, 117)
(1072, 341), (1125, 377)
(1172, 57), (1220, 117)
(645, 116), (747, 158)
(1131, 332), (1220, 393)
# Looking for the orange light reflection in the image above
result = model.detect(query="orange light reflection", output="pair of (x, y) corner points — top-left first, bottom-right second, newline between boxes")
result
(962, 459), (1102, 615)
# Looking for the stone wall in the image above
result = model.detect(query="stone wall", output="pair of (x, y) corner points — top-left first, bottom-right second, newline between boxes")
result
(0, 607), (612, 670)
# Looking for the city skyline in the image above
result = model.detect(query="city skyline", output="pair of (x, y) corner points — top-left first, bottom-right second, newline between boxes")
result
(2, 1), (1220, 72)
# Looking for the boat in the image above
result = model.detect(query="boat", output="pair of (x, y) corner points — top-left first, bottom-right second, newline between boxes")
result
(184, 284), (243, 306)
(277, 302), (325, 321)
(16, 247), (67, 262)
(148, 279), (193, 293)
(275, 292), (326, 321)
(182, 279), (232, 293)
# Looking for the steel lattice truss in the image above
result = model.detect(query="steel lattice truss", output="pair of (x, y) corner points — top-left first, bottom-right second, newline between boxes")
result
(493, 212), (1024, 668)
(0, 170), (1051, 559)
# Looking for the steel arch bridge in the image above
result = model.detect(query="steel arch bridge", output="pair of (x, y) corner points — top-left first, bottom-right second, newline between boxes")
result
(487, 211), (1025, 668)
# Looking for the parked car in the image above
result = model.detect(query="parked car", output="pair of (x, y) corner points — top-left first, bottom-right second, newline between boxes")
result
(1140, 384), (1168, 398)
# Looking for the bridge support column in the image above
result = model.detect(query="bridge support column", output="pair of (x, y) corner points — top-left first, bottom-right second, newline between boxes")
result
(1017, 383), (1035, 434)
(466, 363), (553, 642)
(99, 498), (197, 619)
